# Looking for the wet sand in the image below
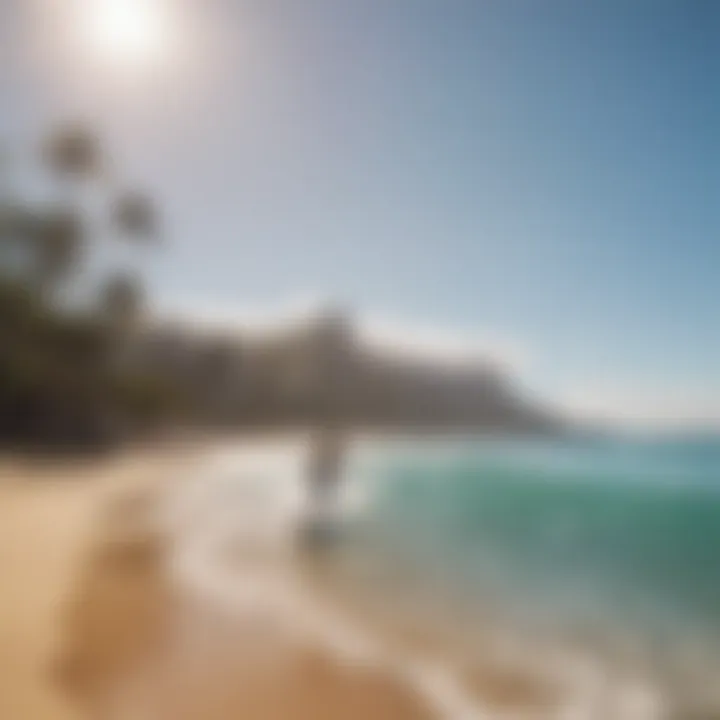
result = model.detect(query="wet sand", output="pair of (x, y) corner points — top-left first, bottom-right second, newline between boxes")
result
(0, 449), (186, 720)
(1, 442), (434, 720)
(60, 543), (434, 719)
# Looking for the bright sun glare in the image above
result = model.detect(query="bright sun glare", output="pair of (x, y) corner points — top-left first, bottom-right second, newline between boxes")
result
(79, 0), (172, 69)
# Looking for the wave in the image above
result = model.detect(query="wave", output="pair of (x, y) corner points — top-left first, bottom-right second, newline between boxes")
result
(158, 436), (720, 718)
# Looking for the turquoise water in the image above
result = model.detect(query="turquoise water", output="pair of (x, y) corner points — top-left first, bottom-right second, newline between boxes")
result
(343, 435), (720, 715)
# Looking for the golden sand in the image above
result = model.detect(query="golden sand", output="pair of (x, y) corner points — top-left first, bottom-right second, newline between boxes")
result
(0, 447), (434, 720)
(0, 449), (185, 720)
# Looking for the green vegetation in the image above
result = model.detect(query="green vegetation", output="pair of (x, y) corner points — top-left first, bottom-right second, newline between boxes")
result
(0, 126), (178, 450)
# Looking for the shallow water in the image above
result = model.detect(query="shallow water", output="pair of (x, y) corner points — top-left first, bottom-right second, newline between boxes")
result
(164, 435), (720, 719)
(341, 435), (720, 717)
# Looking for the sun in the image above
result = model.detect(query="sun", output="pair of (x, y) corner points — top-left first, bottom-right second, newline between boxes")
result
(78, 0), (172, 70)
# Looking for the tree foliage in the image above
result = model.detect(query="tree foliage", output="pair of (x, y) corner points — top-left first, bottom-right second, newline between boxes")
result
(0, 126), (176, 451)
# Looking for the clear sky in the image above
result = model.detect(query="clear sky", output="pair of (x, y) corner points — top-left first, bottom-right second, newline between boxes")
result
(1, 0), (718, 423)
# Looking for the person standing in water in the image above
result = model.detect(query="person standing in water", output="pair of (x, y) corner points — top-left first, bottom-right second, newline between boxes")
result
(303, 307), (351, 541)
(307, 427), (345, 510)
(300, 427), (346, 547)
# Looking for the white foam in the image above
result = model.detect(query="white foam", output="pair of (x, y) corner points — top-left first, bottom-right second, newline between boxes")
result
(159, 441), (666, 720)
(161, 441), (499, 719)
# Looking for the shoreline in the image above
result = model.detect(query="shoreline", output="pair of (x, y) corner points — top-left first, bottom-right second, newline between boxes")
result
(54, 440), (439, 719)
(3, 435), (656, 720)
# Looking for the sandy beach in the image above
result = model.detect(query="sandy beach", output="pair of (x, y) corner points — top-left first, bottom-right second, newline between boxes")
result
(0, 441), (438, 720)
(0, 448), (184, 720)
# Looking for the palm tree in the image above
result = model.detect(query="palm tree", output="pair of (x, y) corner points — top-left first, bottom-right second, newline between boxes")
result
(40, 127), (159, 299)
(0, 202), (28, 272)
(31, 207), (84, 293)
(43, 125), (102, 180)
(0, 125), (166, 446)
(34, 125), (101, 298)
(98, 271), (145, 332)
(113, 191), (158, 242)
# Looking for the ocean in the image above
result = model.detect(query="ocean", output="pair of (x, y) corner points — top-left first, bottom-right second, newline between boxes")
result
(167, 434), (720, 719)
(340, 435), (720, 718)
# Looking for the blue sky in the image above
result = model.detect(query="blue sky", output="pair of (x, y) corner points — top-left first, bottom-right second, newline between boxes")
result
(1, 0), (718, 423)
